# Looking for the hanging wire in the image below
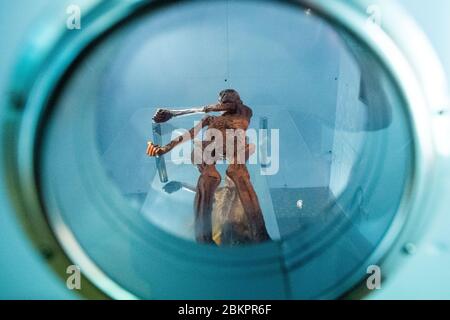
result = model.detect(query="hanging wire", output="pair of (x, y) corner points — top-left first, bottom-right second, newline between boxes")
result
(225, 0), (230, 84)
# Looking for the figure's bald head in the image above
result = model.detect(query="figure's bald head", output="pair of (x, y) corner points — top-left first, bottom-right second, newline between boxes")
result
(219, 89), (241, 104)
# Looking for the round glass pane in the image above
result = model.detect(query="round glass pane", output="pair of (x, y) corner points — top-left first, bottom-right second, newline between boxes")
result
(39, 0), (413, 298)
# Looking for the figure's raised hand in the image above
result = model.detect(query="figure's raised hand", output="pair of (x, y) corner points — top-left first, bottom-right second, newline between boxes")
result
(146, 141), (166, 157)
(153, 108), (173, 123)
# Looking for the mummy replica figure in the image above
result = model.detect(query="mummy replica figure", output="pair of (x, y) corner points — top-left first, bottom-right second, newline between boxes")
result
(146, 89), (270, 245)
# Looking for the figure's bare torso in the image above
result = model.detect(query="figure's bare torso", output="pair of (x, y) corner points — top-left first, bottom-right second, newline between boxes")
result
(203, 105), (252, 160)
(209, 114), (249, 130)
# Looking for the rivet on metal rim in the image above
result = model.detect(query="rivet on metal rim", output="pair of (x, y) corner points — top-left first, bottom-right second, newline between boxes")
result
(403, 242), (417, 255)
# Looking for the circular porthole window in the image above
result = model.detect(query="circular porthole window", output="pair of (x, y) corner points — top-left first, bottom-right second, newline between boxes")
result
(9, 0), (450, 299)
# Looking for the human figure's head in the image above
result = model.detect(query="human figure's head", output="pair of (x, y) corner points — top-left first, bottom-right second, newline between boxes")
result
(219, 89), (242, 104)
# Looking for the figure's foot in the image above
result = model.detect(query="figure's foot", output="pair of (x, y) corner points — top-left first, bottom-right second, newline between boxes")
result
(250, 227), (271, 243)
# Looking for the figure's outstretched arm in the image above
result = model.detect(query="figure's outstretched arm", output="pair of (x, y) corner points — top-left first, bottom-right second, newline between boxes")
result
(204, 102), (236, 113)
(147, 115), (214, 157)
(153, 102), (235, 123)
(153, 104), (216, 123)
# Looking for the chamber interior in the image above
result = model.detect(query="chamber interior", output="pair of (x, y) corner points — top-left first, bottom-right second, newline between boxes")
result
(39, 0), (413, 298)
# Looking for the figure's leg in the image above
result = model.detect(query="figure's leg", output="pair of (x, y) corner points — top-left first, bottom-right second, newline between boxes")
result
(226, 164), (270, 242)
(192, 144), (221, 244)
(194, 165), (221, 243)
